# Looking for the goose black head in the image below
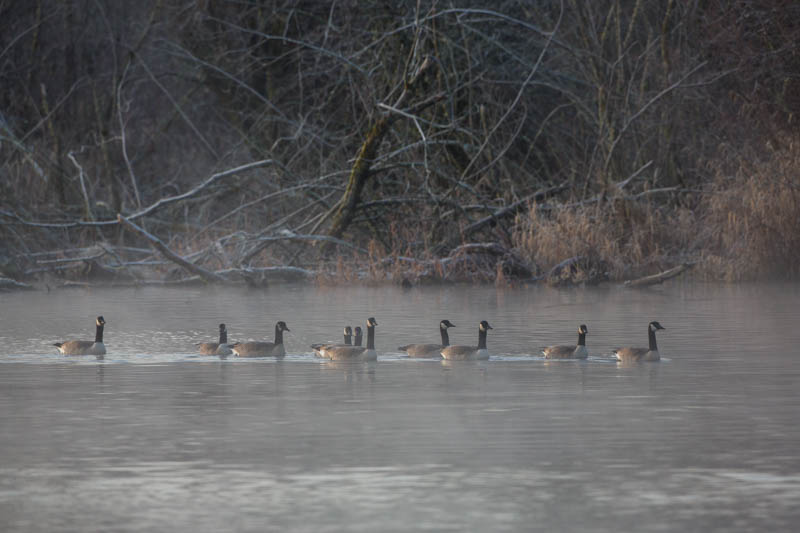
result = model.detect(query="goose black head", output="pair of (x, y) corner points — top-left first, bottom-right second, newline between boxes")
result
(96, 316), (106, 326)
(440, 319), (456, 329)
(277, 321), (290, 332)
(578, 324), (588, 334)
(479, 320), (493, 331)
(367, 317), (378, 327)
(219, 323), (227, 332)
(649, 321), (665, 331)
(343, 326), (353, 335)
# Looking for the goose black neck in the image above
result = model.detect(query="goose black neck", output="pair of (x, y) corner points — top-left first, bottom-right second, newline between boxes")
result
(366, 325), (375, 350)
(440, 326), (451, 347)
(648, 327), (658, 351)
(274, 324), (284, 346)
(354, 333), (363, 347)
(343, 334), (352, 345)
(95, 323), (104, 343)
(478, 328), (488, 350)
(219, 330), (228, 344)
(577, 331), (586, 346)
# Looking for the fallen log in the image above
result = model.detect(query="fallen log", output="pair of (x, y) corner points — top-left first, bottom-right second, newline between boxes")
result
(624, 262), (695, 288)
(117, 214), (228, 283)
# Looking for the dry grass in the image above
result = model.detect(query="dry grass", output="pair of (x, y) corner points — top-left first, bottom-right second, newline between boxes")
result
(513, 136), (800, 283)
(513, 198), (697, 281)
(703, 138), (800, 280)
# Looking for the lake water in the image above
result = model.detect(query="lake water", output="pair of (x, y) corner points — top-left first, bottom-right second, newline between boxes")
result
(1, 283), (799, 532)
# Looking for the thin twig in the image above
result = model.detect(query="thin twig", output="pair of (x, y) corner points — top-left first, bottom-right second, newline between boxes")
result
(66, 151), (94, 220)
(116, 64), (142, 208)
(0, 160), (274, 229)
(36, 251), (106, 265)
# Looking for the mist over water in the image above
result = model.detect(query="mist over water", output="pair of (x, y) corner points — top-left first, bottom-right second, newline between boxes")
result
(1, 283), (799, 532)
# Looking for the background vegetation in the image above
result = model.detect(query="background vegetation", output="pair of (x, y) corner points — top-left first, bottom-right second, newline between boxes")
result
(1, 0), (798, 285)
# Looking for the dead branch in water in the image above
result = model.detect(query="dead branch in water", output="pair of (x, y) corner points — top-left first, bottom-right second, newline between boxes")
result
(624, 262), (696, 288)
(0, 276), (33, 290)
(117, 214), (228, 283)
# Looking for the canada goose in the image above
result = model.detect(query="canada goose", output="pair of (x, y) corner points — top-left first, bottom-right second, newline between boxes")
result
(53, 316), (107, 356)
(232, 321), (290, 358)
(542, 324), (589, 359)
(353, 326), (363, 346)
(198, 323), (234, 356)
(320, 318), (378, 361)
(398, 319), (456, 357)
(441, 320), (492, 361)
(312, 326), (352, 357)
(614, 321), (665, 362)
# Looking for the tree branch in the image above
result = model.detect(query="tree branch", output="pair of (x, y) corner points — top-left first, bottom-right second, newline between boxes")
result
(117, 214), (227, 283)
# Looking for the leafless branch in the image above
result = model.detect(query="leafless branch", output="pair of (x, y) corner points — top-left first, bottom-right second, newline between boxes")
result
(117, 214), (228, 283)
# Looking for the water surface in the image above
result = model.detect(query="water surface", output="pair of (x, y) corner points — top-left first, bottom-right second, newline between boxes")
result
(1, 283), (799, 532)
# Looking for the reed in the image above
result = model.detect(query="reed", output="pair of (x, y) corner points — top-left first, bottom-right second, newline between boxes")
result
(704, 140), (800, 280)
(513, 199), (697, 281)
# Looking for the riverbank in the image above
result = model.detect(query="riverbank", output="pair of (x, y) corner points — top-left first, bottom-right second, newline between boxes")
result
(3, 142), (797, 291)
(0, 245), (693, 291)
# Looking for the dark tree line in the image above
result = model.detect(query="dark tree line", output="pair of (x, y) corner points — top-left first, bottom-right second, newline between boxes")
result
(1, 1), (799, 284)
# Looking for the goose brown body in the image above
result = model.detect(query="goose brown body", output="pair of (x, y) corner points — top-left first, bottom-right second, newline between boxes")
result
(399, 320), (455, 358)
(614, 321), (665, 362)
(54, 316), (107, 356)
(440, 320), (492, 361)
(198, 323), (233, 355)
(312, 326), (352, 357)
(233, 321), (289, 358)
(320, 318), (377, 361)
(543, 325), (588, 359)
